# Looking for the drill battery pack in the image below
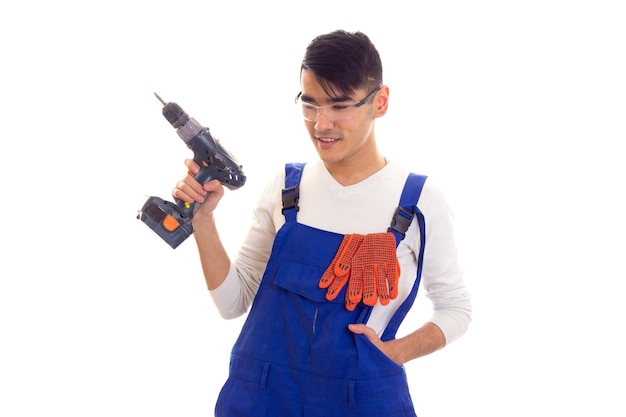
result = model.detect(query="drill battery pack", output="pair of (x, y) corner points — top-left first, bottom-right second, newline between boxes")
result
(138, 196), (194, 249)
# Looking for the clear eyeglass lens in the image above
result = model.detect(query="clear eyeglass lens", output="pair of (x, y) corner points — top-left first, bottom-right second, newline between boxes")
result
(299, 100), (356, 122)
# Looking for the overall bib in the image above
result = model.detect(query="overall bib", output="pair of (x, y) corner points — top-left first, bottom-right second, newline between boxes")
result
(215, 163), (427, 417)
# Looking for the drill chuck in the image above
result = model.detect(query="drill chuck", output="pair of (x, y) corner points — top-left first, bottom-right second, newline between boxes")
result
(154, 92), (188, 128)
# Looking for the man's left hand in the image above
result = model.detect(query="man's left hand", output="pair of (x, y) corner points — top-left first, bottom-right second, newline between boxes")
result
(348, 323), (402, 365)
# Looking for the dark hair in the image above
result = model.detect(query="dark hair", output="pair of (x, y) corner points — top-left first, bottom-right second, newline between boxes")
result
(301, 30), (383, 98)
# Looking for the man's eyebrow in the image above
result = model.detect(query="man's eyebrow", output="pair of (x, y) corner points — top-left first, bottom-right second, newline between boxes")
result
(300, 92), (353, 104)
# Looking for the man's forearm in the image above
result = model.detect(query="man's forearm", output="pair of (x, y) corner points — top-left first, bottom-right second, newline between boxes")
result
(389, 322), (446, 365)
(193, 214), (231, 291)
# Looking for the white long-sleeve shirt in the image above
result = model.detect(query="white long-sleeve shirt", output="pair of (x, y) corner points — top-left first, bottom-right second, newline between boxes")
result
(210, 159), (472, 344)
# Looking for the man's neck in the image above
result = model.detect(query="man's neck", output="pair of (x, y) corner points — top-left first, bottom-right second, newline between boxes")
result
(325, 152), (387, 186)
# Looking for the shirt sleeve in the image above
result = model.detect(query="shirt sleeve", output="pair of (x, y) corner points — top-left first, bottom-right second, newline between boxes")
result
(418, 181), (472, 345)
(208, 170), (284, 319)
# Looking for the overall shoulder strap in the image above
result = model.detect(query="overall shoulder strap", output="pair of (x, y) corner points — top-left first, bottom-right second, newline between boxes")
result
(388, 173), (427, 246)
(382, 173), (428, 341)
(281, 162), (306, 222)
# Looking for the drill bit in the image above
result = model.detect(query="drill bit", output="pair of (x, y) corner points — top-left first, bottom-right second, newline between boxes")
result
(154, 92), (167, 106)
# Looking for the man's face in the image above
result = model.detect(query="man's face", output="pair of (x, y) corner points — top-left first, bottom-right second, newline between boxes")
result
(298, 70), (385, 166)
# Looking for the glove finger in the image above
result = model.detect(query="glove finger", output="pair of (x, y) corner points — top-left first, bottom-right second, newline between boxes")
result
(320, 234), (362, 289)
(388, 258), (401, 300)
(345, 293), (358, 311)
(334, 234), (364, 276)
(347, 266), (363, 305)
(319, 267), (337, 289)
(376, 266), (391, 306)
(320, 235), (349, 288)
(362, 266), (377, 306)
(325, 273), (349, 301)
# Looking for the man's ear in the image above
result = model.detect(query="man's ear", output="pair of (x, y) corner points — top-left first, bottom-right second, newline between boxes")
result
(374, 85), (390, 118)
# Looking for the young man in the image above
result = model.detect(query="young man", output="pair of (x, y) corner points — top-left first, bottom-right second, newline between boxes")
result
(173, 30), (471, 417)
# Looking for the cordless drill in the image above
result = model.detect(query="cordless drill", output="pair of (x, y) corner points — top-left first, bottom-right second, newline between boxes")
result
(137, 93), (246, 249)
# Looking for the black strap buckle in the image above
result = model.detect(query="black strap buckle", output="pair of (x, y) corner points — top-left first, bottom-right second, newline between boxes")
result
(281, 185), (300, 214)
(388, 206), (413, 240)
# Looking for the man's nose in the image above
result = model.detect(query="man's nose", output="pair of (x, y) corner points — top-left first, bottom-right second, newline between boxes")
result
(314, 110), (333, 129)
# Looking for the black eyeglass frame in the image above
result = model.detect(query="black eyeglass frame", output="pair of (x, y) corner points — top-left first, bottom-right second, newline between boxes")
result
(295, 84), (383, 108)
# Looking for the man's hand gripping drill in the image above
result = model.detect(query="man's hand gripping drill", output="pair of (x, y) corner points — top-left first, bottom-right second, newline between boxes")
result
(137, 93), (246, 249)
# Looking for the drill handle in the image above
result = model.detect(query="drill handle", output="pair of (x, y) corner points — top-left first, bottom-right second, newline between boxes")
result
(191, 156), (217, 185)
(173, 159), (216, 217)
(173, 198), (195, 218)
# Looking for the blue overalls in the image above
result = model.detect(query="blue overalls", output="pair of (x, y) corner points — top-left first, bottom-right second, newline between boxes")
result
(215, 163), (427, 417)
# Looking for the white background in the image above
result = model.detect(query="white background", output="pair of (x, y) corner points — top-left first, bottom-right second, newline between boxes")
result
(1, 1), (625, 416)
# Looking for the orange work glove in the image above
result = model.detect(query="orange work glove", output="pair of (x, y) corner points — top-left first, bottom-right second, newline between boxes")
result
(349, 232), (400, 309)
(319, 234), (364, 302)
